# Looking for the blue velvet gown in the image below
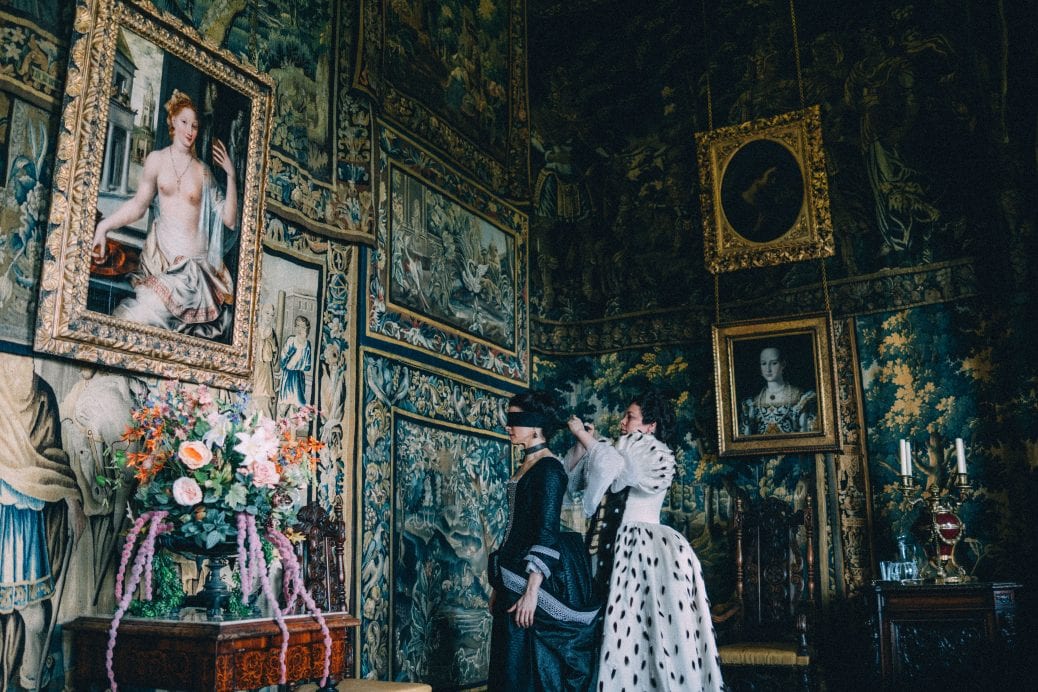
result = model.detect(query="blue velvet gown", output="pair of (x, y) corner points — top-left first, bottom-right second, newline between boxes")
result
(487, 456), (600, 691)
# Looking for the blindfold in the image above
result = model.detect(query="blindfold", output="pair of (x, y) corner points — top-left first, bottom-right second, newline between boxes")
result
(506, 411), (551, 429)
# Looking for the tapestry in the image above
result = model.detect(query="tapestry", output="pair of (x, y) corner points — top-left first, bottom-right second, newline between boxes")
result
(357, 348), (511, 682)
(0, 9), (67, 104)
(261, 213), (360, 511)
(857, 302), (1036, 581)
(527, 0), (1018, 325)
(387, 166), (518, 352)
(391, 414), (510, 687)
(0, 95), (53, 346)
(366, 0), (529, 199)
(369, 129), (529, 385)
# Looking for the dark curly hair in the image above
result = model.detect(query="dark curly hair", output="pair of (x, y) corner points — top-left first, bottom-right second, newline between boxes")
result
(631, 390), (676, 445)
(508, 389), (561, 439)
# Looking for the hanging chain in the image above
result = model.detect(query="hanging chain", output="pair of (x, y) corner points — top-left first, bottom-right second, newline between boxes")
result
(701, 0), (718, 321)
(714, 274), (721, 325)
(789, 0), (806, 109)
(820, 259), (833, 315)
(789, 0), (834, 316)
(701, 0), (714, 132)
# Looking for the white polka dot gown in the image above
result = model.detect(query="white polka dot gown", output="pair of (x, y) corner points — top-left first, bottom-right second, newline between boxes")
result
(596, 433), (724, 692)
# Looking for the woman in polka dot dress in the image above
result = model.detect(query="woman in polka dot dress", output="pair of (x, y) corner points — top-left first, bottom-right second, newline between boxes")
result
(567, 392), (724, 692)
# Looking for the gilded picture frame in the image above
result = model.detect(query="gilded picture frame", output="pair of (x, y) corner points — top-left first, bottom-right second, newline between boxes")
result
(712, 313), (840, 457)
(34, 0), (274, 388)
(695, 106), (833, 274)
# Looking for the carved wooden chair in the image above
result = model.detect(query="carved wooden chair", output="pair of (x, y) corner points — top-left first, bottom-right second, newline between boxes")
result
(294, 495), (349, 613)
(716, 494), (818, 691)
(293, 497), (431, 692)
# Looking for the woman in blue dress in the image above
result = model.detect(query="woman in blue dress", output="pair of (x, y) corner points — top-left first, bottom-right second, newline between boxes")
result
(487, 390), (599, 691)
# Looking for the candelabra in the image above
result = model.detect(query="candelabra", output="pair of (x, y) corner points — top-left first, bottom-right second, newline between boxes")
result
(898, 471), (973, 584)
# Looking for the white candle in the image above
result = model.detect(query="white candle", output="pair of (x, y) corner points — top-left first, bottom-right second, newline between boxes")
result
(904, 441), (913, 476)
(955, 438), (967, 475)
(898, 439), (908, 476)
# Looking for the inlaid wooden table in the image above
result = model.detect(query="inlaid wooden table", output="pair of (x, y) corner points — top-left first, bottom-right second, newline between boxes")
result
(66, 610), (359, 691)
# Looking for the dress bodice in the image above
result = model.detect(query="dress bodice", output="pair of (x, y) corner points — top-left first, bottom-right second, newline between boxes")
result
(621, 485), (667, 524)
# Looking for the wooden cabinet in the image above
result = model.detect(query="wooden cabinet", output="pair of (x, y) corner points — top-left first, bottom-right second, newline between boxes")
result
(868, 581), (1021, 690)
(67, 611), (359, 691)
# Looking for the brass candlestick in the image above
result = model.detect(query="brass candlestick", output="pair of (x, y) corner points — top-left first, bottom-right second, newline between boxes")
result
(898, 472), (973, 584)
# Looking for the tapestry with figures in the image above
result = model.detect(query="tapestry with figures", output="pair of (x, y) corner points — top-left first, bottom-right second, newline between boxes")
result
(369, 128), (529, 385)
(357, 348), (512, 684)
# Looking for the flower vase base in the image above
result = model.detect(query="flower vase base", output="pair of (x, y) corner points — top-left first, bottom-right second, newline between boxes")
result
(183, 556), (232, 619)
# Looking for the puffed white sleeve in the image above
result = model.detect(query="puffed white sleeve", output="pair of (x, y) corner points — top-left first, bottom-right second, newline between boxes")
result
(611, 432), (676, 494)
(567, 439), (624, 518)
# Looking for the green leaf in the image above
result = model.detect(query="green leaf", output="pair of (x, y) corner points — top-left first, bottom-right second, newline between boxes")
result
(205, 530), (223, 549)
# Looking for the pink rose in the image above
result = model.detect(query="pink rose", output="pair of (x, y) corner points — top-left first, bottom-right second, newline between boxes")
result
(172, 477), (203, 506)
(178, 440), (212, 469)
(249, 459), (281, 488)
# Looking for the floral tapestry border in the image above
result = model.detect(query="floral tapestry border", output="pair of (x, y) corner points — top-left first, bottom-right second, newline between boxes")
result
(831, 317), (875, 596)
(0, 11), (65, 106)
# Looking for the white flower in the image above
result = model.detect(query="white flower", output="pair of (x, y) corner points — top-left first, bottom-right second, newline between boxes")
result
(203, 411), (232, 449)
(172, 477), (203, 506)
(233, 426), (279, 465)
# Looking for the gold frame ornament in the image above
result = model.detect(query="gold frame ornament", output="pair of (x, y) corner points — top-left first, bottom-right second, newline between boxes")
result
(34, 0), (274, 388)
(695, 106), (833, 274)
(712, 313), (840, 457)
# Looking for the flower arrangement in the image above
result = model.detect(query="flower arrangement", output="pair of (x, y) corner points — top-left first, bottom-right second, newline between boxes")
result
(115, 382), (319, 550)
(105, 382), (333, 691)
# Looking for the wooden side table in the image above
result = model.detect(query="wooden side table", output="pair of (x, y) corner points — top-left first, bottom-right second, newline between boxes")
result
(66, 611), (359, 691)
(868, 581), (1021, 690)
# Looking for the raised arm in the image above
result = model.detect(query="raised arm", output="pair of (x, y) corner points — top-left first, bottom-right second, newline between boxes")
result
(212, 138), (237, 228)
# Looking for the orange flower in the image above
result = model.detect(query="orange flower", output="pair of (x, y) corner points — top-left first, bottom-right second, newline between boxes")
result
(121, 426), (144, 442)
(133, 457), (165, 483)
(124, 451), (149, 468)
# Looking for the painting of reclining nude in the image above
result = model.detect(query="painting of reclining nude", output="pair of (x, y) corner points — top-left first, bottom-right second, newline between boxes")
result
(388, 167), (517, 351)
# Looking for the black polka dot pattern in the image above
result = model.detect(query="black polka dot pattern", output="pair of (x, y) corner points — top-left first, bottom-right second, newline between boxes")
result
(595, 521), (725, 691)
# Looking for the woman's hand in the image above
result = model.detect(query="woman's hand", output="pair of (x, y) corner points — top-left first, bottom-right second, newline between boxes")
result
(212, 138), (235, 180)
(507, 578), (541, 628)
(91, 223), (109, 262)
(567, 415), (596, 450)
